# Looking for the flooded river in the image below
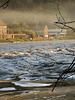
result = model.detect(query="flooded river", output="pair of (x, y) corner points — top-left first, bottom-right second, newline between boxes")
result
(0, 40), (75, 100)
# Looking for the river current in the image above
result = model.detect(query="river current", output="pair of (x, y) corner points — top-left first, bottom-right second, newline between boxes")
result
(0, 40), (75, 98)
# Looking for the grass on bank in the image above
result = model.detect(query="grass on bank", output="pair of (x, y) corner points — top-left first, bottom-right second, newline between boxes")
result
(0, 37), (75, 43)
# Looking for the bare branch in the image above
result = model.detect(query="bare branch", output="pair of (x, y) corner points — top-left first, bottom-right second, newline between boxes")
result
(0, 0), (10, 9)
(55, 4), (75, 32)
(57, 4), (65, 23)
(52, 57), (75, 92)
(55, 22), (75, 32)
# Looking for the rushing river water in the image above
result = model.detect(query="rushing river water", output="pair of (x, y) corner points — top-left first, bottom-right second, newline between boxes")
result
(0, 40), (75, 99)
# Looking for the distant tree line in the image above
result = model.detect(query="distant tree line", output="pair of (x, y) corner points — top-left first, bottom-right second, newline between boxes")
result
(8, 22), (36, 39)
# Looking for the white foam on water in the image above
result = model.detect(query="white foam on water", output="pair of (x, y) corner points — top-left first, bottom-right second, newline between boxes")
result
(12, 82), (51, 87)
(0, 87), (16, 91)
(67, 74), (75, 80)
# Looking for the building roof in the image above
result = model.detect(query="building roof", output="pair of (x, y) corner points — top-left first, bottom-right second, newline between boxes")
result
(48, 29), (61, 32)
(48, 33), (60, 35)
(0, 20), (6, 26)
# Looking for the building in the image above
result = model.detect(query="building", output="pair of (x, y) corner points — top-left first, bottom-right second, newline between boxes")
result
(0, 20), (28, 39)
(0, 20), (7, 39)
(48, 29), (67, 38)
(44, 25), (48, 39)
(7, 34), (28, 39)
(44, 25), (67, 39)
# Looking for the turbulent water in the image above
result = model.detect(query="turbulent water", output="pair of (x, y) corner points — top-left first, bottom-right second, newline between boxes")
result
(0, 40), (75, 98)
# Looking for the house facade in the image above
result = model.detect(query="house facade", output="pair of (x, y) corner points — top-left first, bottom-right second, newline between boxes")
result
(0, 20), (7, 39)
(44, 25), (48, 39)
(7, 34), (28, 39)
(0, 20), (28, 39)
(44, 25), (67, 39)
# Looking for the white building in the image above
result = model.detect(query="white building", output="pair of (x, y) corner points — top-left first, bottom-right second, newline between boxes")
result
(44, 25), (67, 38)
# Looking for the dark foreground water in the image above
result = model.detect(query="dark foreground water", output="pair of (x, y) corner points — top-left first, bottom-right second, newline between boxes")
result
(0, 40), (75, 99)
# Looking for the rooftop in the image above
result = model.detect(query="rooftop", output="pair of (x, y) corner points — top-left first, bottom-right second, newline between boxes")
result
(0, 20), (6, 26)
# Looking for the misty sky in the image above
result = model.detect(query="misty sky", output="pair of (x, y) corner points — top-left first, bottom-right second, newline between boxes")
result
(0, 0), (75, 27)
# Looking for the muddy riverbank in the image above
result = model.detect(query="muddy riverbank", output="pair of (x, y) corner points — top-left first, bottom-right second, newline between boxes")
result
(0, 85), (75, 100)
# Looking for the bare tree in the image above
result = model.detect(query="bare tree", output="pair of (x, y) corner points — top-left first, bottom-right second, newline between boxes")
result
(55, 4), (75, 32)
(52, 5), (75, 92)
(52, 57), (75, 92)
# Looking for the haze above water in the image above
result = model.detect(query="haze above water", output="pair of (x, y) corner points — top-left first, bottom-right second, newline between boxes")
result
(0, 0), (75, 27)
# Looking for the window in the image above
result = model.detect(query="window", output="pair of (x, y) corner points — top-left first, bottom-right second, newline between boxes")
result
(2, 30), (7, 33)
(2, 26), (7, 28)
(0, 26), (7, 28)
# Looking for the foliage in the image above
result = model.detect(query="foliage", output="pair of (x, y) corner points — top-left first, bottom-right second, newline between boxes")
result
(24, 30), (36, 39)
(8, 22), (36, 38)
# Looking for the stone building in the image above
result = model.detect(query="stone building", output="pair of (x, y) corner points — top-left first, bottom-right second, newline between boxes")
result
(44, 25), (67, 39)
(0, 20), (7, 39)
(44, 25), (48, 39)
(7, 34), (28, 39)
(0, 20), (28, 39)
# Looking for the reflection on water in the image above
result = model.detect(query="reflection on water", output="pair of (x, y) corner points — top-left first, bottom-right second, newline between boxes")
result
(0, 40), (75, 98)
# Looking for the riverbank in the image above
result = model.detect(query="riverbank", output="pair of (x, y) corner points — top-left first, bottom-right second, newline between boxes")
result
(0, 38), (75, 43)
(0, 86), (75, 100)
